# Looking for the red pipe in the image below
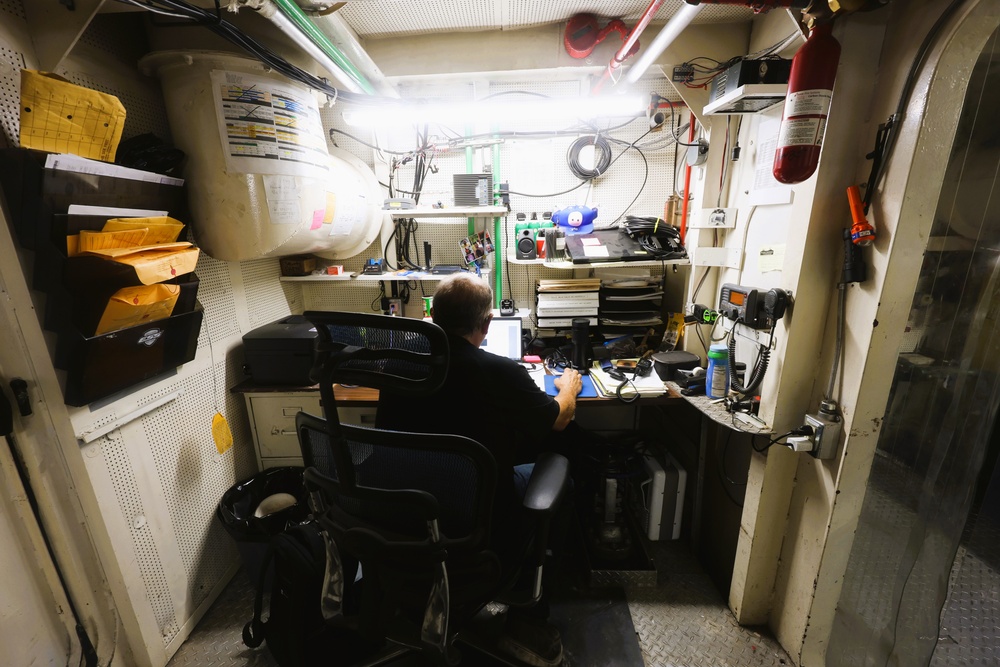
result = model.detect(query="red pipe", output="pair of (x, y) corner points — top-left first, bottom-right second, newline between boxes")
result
(592, 0), (665, 93)
(679, 112), (696, 246)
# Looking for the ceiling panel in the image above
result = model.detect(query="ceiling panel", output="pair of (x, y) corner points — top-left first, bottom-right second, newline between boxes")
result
(340, 0), (756, 39)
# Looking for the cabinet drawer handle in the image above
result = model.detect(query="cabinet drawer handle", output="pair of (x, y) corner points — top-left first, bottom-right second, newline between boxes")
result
(270, 427), (298, 436)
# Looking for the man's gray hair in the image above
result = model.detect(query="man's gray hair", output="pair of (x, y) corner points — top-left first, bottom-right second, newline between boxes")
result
(432, 273), (493, 337)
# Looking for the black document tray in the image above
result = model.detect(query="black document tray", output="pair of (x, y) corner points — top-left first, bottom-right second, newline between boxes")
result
(61, 305), (203, 407)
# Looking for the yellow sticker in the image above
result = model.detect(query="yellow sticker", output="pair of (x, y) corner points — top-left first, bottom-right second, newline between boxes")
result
(212, 413), (233, 455)
(323, 192), (336, 224)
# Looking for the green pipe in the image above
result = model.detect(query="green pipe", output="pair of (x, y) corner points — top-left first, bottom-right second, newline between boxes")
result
(492, 129), (502, 308)
(465, 128), (475, 237)
(271, 0), (376, 94)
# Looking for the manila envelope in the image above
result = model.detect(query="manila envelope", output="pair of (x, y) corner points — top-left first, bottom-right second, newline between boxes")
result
(95, 284), (180, 336)
(19, 70), (126, 161)
(103, 216), (185, 244)
(81, 242), (199, 284)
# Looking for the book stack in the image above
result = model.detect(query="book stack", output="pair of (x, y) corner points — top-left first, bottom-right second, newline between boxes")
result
(599, 277), (664, 329)
(589, 363), (668, 399)
(535, 278), (601, 329)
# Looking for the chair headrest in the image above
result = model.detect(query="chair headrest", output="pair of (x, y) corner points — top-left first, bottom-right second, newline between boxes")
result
(304, 311), (449, 394)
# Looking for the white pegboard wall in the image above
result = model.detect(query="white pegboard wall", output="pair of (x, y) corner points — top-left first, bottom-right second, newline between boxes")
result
(241, 258), (299, 330)
(0, 43), (24, 149)
(100, 430), (180, 645)
(0, 0), (23, 19)
(138, 362), (256, 614)
(195, 252), (241, 348)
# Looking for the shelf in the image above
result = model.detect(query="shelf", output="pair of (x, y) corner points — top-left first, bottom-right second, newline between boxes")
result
(507, 256), (691, 269)
(278, 273), (352, 282)
(281, 270), (491, 283)
(387, 206), (508, 219)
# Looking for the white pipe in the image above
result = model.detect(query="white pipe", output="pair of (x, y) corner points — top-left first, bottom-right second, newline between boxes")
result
(77, 390), (183, 444)
(624, 4), (704, 85)
(230, 0), (367, 95)
(307, 10), (399, 98)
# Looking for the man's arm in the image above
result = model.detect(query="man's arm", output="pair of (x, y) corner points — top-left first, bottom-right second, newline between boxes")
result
(552, 368), (583, 431)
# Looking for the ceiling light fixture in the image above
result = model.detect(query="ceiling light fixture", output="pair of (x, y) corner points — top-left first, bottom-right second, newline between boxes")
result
(342, 94), (648, 129)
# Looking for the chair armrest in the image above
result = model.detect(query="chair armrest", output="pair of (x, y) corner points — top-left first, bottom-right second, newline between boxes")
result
(522, 452), (570, 514)
(520, 452), (570, 574)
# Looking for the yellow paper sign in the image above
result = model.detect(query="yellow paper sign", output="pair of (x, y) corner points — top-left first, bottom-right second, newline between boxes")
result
(212, 413), (234, 455)
(78, 228), (149, 254)
(19, 70), (126, 161)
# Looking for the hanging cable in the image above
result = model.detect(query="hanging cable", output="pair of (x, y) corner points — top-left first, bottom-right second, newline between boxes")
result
(728, 324), (772, 397)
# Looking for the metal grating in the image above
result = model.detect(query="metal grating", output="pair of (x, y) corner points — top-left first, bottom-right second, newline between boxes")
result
(77, 12), (150, 66)
(195, 253), (242, 348)
(341, 0), (755, 39)
(240, 258), (298, 330)
(101, 430), (180, 644)
(0, 43), (24, 148)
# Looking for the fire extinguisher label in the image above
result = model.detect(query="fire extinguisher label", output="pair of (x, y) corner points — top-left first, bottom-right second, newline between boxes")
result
(784, 89), (833, 117)
(777, 117), (827, 147)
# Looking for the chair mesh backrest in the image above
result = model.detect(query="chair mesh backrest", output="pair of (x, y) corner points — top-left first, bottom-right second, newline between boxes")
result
(300, 420), (487, 540)
(305, 311), (448, 393)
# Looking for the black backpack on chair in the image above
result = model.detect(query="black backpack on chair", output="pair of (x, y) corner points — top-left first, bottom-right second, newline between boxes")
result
(243, 521), (369, 666)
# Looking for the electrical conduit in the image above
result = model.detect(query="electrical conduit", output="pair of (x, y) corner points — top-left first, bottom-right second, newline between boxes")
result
(303, 9), (399, 98)
(246, 0), (375, 94)
(592, 0), (665, 93)
(624, 3), (704, 85)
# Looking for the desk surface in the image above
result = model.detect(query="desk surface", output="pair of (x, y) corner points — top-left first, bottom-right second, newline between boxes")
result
(232, 379), (679, 406)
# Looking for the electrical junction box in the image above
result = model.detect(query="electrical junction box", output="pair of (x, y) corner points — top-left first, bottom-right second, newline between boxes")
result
(690, 207), (738, 229)
(703, 58), (792, 116)
(630, 453), (687, 541)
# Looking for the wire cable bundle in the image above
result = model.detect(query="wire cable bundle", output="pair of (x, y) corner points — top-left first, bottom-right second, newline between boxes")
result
(621, 215), (687, 260)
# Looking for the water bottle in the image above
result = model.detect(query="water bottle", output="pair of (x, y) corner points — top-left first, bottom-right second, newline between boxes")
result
(705, 344), (729, 398)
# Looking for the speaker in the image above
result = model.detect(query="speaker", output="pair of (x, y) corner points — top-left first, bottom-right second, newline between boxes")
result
(516, 229), (537, 260)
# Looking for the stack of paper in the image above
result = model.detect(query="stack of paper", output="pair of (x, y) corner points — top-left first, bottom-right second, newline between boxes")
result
(588, 363), (667, 399)
(537, 278), (601, 292)
(536, 278), (602, 330)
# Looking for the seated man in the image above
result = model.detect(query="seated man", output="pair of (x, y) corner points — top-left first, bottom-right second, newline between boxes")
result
(376, 273), (581, 667)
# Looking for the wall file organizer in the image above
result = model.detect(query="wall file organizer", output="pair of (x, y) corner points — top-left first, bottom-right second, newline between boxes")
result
(0, 147), (201, 406)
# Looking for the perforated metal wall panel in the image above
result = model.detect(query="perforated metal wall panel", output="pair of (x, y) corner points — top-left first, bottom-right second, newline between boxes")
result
(0, 42), (23, 148)
(341, 0), (754, 38)
(241, 257), (300, 329)
(195, 253), (242, 348)
(0, 0), (23, 20)
(100, 430), (180, 643)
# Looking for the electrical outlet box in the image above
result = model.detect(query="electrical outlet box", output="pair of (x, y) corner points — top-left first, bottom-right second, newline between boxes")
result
(690, 207), (738, 229)
(806, 412), (841, 459)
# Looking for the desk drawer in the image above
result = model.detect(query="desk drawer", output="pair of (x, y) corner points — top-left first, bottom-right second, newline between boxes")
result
(250, 395), (322, 458)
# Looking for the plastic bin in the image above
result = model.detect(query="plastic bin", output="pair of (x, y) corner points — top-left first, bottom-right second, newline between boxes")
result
(217, 466), (310, 590)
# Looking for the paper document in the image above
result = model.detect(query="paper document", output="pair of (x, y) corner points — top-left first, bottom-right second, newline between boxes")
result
(68, 205), (168, 218)
(77, 229), (150, 254)
(589, 365), (666, 398)
(103, 217), (185, 244)
(19, 70), (126, 161)
(46, 153), (183, 186)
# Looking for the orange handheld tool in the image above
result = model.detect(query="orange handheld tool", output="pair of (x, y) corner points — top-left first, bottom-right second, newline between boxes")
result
(847, 185), (875, 247)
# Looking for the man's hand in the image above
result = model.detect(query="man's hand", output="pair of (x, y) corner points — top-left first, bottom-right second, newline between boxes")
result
(554, 368), (583, 395)
(552, 368), (582, 431)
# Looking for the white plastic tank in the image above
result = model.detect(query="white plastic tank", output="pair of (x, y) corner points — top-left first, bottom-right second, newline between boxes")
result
(140, 51), (383, 262)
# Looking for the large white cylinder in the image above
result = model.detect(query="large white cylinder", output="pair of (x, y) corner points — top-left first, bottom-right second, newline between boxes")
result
(140, 51), (383, 262)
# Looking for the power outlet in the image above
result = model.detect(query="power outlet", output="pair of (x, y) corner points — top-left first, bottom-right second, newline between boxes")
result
(690, 207), (738, 229)
(805, 411), (842, 459)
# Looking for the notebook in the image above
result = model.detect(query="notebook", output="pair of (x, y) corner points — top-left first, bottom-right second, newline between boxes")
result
(564, 230), (652, 264)
(481, 316), (523, 360)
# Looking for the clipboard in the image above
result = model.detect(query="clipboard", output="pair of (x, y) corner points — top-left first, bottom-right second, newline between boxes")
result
(543, 374), (598, 398)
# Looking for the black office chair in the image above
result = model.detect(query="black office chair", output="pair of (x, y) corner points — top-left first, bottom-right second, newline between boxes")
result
(296, 310), (569, 666)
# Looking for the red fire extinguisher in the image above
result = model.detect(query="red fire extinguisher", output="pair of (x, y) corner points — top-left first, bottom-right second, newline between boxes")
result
(772, 22), (841, 184)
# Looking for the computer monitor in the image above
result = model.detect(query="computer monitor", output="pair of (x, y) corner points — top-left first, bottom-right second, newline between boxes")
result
(481, 317), (523, 360)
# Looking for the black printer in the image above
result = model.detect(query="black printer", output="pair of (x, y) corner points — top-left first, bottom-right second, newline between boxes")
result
(242, 315), (318, 385)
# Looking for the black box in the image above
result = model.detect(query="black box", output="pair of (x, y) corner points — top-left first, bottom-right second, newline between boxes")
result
(709, 58), (792, 104)
(652, 350), (701, 382)
(61, 305), (203, 406)
(242, 315), (318, 385)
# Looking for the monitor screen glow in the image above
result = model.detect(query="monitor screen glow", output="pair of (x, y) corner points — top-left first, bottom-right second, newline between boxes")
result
(481, 317), (522, 360)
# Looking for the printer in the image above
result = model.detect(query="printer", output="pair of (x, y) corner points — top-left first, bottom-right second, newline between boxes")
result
(242, 315), (318, 385)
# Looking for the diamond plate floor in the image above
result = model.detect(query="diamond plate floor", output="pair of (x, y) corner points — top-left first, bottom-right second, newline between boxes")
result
(168, 539), (791, 667)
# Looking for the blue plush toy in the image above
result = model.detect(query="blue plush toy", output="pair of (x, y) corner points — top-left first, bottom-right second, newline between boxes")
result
(552, 206), (598, 235)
